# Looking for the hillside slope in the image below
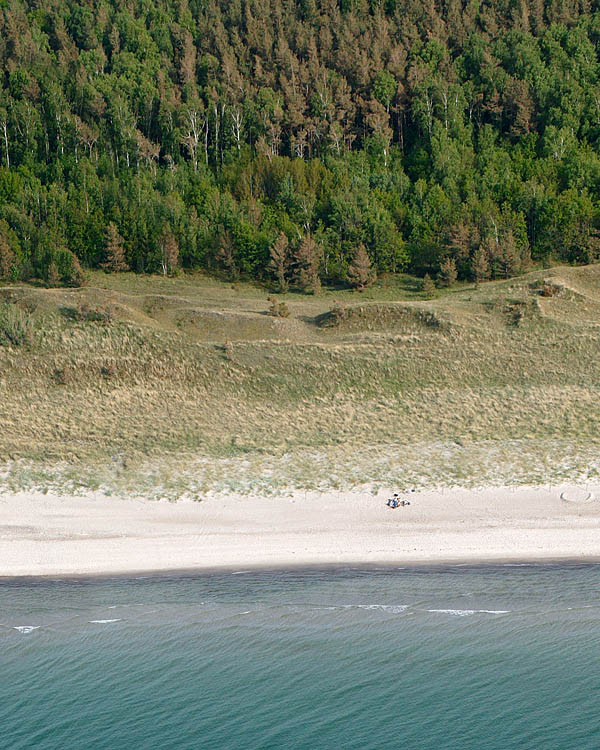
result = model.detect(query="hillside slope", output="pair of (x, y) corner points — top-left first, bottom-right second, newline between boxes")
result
(1, 267), (599, 497)
(2, 0), (600, 286)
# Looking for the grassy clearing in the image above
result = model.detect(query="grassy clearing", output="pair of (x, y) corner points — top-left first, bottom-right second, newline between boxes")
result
(1, 265), (600, 497)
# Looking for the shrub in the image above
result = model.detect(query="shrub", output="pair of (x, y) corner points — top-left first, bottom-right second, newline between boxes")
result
(530, 280), (563, 297)
(267, 297), (290, 317)
(100, 362), (117, 378)
(0, 303), (34, 347)
(53, 366), (73, 385)
(326, 301), (348, 326)
(505, 301), (527, 326)
(45, 249), (86, 287)
(76, 300), (114, 323)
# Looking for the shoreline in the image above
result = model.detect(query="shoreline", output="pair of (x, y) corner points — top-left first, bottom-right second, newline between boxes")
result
(3, 558), (600, 585)
(2, 484), (600, 578)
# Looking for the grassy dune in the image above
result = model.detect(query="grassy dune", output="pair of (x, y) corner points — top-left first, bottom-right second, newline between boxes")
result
(1, 266), (600, 498)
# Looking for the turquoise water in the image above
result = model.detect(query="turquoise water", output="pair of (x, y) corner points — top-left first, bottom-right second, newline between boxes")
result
(1, 564), (600, 749)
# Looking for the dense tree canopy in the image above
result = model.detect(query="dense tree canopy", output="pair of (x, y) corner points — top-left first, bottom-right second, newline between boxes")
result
(1, 0), (600, 287)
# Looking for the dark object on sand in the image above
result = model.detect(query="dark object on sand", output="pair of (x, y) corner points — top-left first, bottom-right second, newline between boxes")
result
(387, 495), (412, 508)
(386, 490), (413, 508)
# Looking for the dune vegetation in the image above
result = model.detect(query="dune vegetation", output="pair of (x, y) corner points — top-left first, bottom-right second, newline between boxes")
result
(1, 264), (599, 498)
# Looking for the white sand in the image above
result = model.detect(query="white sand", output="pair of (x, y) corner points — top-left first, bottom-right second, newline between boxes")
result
(1, 484), (600, 577)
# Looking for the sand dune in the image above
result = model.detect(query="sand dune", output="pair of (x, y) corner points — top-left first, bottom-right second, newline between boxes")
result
(1, 484), (600, 577)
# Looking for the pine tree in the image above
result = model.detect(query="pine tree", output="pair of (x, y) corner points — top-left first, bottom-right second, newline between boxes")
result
(0, 0), (598, 286)
(499, 229), (520, 278)
(67, 253), (86, 287)
(216, 232), (238, 281)
(0, 233), (14, 280)
(438, 256), (457, 287)
(446, 222), (477, 278)
(347, 243), (376, 291)
(268, 232), (289, 292)
(471, 245), (490, 285)
(294, 236), (322, 294)
(47, 261), (60, 287)
(102, 223), (129, 273)
(485, 236), (502, 279)
(520, 240), (532, 270)
(421, 273), (436, 296)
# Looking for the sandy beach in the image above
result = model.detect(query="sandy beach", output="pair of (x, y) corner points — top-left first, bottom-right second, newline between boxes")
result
(1, 484), (600, 577)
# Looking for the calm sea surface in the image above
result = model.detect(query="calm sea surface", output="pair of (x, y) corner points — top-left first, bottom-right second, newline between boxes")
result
(1, 564), (600, 749)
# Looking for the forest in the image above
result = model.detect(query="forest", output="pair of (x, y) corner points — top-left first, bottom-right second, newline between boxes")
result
(1, 0), (600, 289)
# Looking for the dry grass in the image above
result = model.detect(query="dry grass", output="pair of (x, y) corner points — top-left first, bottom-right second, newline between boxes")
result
(1, 264), (600, 497)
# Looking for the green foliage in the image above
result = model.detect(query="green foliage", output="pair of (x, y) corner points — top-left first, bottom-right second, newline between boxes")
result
(0, 0), (599, 287)
(0, 169), (21, 203)
(438, 257), (457, 287)
(373, 71), (396, 111)
(421, 273), (436, 297)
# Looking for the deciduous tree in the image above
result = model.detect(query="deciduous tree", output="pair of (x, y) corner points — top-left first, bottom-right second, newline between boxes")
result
(160, 231), (179, 276)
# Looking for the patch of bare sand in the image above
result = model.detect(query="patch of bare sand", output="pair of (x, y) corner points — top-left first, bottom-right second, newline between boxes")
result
(1, 484), (600, 577)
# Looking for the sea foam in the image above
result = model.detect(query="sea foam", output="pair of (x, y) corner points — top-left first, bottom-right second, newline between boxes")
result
(427, 609), (510, 616)
(343, 604), (410, 614)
